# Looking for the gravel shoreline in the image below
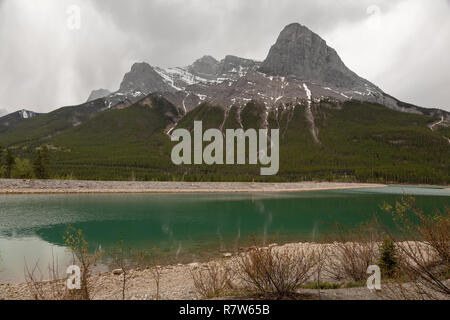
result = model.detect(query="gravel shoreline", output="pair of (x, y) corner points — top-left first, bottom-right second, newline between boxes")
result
(0, 242), (382, 300)
(2, 241), (447, 300)
(0, 179), (386, 194)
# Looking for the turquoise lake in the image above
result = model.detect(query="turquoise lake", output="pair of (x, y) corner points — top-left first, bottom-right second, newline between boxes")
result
(0, 185), (448, 283)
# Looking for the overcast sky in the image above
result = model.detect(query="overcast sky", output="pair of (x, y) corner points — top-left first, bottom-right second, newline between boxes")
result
(0, 0), (449, 114)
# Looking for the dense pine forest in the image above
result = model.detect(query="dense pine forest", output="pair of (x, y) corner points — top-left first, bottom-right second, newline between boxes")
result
(0, 97), (449, 184)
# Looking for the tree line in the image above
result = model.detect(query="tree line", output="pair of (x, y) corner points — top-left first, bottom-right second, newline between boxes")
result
(0, 144), (50, 179)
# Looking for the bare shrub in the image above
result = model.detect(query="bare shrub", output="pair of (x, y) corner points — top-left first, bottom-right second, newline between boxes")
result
(108, 234), (134, 300)
(191, 261), (234, 299)
(24, 252), (83, 300)
(150, 265), (162, 300)
(25, 259), (64, 300)
(312, 245), (329, 299)
(24, 227), (102, 300)
(382, 196), (449, 299)
(63, 226), (102, 300)
(235, 244), (316, 298)
(326, 220), (380, 282)
(136, 248), (163, 300)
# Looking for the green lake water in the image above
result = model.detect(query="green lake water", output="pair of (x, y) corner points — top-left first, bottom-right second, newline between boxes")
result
(0, 185), (448, 283)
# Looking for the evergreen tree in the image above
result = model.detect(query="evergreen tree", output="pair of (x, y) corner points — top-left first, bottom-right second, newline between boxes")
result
(5, 149), (15, 179)
(0, 144), (4, 166)
(12, 158), (34, 179)
(0, 144), (4, 178)
(33, 146), (50, 179)
(378, 237), (399, 278)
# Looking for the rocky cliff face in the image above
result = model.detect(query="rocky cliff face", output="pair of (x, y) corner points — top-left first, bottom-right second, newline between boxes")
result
(187, 55), (220, 79)
(259, 23), (371, 90)
(119, 62), (176, 95)
(97, 54), (263, 113)
(187, 55), (260, 81)
(216, 55), (261, 80)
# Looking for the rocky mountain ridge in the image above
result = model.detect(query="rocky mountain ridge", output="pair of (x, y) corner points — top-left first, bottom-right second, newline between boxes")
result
(85, 23), (447, 123)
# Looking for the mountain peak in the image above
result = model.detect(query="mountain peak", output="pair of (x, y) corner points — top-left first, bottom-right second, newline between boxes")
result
(0, 108), (38, 120)
(130, 61), (153, 72)
(119, 62), (176, 94)
(221, 55), (258, 65)
(197, 55), (219, 64)
(187, 55), (220, 79)
(280, 22), (313, 35)
(260, 23), (370, 89)
(277, 23), (327, 49)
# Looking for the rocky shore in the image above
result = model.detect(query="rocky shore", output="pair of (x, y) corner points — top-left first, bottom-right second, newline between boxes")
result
(0, 179), (385, 194)
(0, 242), (381, 300)
(2, 241), (447, 300)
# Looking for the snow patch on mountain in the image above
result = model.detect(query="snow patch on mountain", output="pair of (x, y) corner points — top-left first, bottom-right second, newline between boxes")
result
(18, 109), (38, 119)
(302, 83), (320, 144)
